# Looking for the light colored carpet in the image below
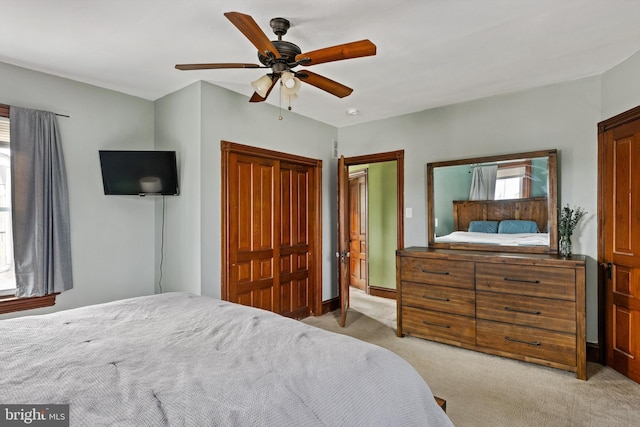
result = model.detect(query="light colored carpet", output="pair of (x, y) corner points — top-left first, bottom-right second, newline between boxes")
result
(302, 288), (640, 426)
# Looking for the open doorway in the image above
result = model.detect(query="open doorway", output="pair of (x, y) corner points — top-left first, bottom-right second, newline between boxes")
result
(338, 151), (404, 325)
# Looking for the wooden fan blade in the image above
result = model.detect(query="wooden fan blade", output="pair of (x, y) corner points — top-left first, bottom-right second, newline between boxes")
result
(296, 71), (353, 98)
(175, 63), (262, 70)
(249, 75), (279, 102)
(224, 12), (280, 59)
(295, 40), (376, 66)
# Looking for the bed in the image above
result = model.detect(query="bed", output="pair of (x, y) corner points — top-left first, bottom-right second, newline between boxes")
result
(435, 197), (549, 246)
(0, 293), (452, 426)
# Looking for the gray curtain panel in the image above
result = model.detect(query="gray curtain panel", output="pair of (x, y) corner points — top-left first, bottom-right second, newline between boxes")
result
(469, 165), (497, 200)
(10, 106), (73, 297)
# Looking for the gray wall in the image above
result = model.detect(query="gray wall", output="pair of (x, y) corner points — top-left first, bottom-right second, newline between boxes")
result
(0, 62), (156, 319)
(602, 51), (640, 119)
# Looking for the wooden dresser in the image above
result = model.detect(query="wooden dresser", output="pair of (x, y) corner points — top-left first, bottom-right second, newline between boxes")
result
(396, 247), (587, 379)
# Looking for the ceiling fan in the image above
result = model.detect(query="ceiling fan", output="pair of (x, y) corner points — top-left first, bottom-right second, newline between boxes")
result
(175, 12), (377, 104)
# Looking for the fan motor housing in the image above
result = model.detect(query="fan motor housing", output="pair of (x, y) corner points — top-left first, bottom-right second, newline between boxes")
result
(258, 40), (302, 68)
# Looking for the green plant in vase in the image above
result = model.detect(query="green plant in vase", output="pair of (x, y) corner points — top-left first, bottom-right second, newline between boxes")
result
(558, 204), (586, 257)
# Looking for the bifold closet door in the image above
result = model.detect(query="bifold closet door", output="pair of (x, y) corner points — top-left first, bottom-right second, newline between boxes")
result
(227, 152), (315, 318)
(228, 153), (280, 312)
(278, 162), (312, 318)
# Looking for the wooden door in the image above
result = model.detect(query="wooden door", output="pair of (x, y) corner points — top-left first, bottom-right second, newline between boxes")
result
(349, 172), (368, 290)
(600, 112), (640, 382)
(228, 153), (279, 312)
(338, 156), (350, 327)
(279, 162), (312, 318)
(222, 142), (322, 318)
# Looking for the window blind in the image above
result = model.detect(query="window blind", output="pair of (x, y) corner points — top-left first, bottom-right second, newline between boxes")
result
(0, 117), (9, 143)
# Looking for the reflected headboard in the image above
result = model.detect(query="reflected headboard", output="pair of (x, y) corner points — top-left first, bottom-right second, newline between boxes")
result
(452, 196), (549, 233)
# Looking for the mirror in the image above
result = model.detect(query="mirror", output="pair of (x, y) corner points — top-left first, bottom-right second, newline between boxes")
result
(427, 149), (557, 254)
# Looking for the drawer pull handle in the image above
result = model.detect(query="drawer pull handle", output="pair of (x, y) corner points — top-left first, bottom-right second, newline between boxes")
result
(504, 336), (541, 346)
(504, 306), (541, 315)
(504, 277), (540, 284)
(422, 295), (450, 302)
(422, 320), (451, 329)
(422, 269), (450, 275)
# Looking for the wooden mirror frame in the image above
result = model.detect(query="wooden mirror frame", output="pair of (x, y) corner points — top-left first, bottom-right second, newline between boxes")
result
(427, 149), (558, 254)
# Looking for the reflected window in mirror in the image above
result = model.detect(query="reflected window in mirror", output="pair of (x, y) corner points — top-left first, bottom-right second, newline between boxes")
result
(495, 160), (531, 199)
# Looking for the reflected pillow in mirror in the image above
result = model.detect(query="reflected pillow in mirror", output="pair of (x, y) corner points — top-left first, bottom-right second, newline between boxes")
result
(468, 220), (499, 233)
(498, 220), (539, 234)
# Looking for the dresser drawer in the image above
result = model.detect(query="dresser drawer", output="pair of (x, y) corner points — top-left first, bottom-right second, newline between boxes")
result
(476, 292), (576, 333)
(402, 282), (475, 317)
(400, 257), (474, 289)
(402, 306), (476, 346)
(476, 263), (575, 300)
(476, 320), (576, 367)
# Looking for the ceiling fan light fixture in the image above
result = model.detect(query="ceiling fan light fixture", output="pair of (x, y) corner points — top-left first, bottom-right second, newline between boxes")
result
(281, 71), (301, 96)
(251, 74), (273, 98)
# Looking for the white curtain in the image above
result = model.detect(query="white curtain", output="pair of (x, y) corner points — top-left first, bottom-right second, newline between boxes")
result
(10, 106), (73, 297)
(469, 165), (498, 200)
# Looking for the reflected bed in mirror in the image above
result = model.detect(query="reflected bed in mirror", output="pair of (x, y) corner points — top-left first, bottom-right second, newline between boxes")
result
(427, 149), (558, 254)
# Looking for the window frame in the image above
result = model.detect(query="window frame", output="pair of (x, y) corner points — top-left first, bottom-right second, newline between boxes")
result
(494, 160), (532, 200)
(0, 103), (58, 315)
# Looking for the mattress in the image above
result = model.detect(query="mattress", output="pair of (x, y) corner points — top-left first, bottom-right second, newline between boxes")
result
(436, 231), (549, 246)
(1, 293), (452, 426)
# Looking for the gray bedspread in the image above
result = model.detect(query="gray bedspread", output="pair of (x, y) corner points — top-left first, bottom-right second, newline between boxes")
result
(1, 293), (453, 426)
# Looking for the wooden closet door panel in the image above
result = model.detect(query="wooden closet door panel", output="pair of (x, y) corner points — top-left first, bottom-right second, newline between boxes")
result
(279, 162), (311, 318)
(349, 174), (367, 290)
(229, 153), (279, 312)
(604, 122), (640, 382)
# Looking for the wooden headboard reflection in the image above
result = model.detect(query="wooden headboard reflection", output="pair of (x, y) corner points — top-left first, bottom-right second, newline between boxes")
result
(452, 197), (549, 233)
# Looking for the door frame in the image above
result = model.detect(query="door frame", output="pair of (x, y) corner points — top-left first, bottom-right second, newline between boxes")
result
(597, 104), (640, 364)
(221, 141), (324, 316)
(338, 150), (405, 314)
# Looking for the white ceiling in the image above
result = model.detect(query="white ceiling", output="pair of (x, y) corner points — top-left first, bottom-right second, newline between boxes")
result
(3, 0), (640, 128)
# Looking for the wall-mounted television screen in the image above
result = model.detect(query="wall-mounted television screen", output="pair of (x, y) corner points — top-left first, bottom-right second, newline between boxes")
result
(99, 150), (179, 196)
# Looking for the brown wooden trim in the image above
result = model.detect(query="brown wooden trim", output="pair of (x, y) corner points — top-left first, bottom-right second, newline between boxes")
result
(434, 396), (446, 413)
(0, 294), (58, 315)
(312, 162), (323, 316)
(0, 103), (9, 118)
(586, 342), (603, 364)
(342, 149), (404, 165)
(598, 104), (640, 133)
(220, 144), (230, 301)
(428, 149), (557, 168)
(368, 285), (396, 300)
(322, 297), (340, 314)
(221, 140), (321, 167)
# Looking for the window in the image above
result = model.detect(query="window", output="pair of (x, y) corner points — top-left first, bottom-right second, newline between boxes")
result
(0, 116), (14, 297)
(494, 160), (532, 200)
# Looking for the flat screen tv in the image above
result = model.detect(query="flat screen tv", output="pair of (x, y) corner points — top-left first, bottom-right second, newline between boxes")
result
(99, 150), (179, 196)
